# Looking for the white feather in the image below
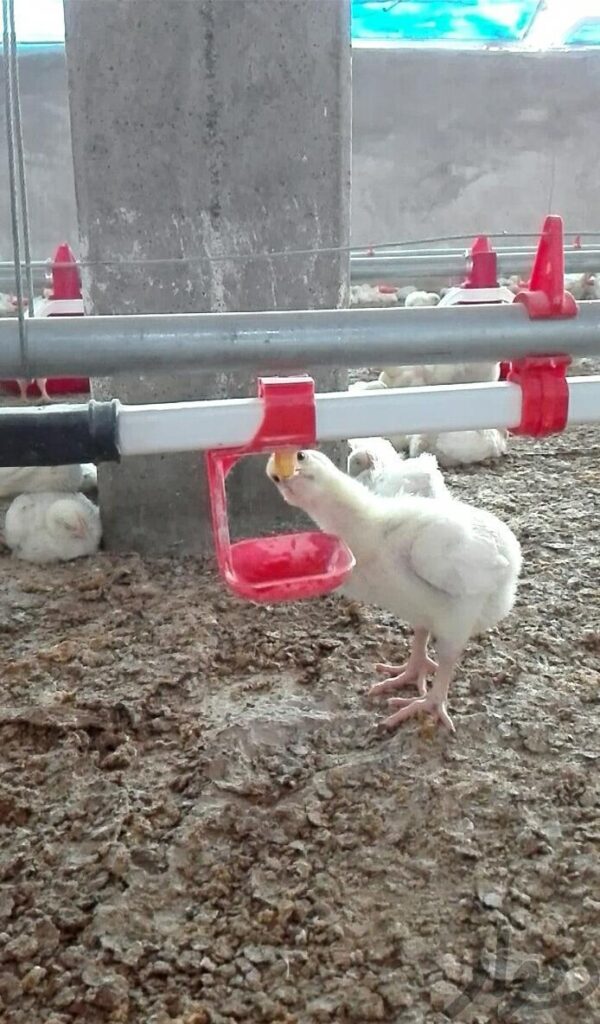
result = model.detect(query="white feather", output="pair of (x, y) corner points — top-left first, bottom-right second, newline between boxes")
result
(266, 450), (521, 653)
(347, 437), (448, 499)
(403, 291), (440, 308)
(0, 464), (86, 498)
(409, 429), (508, 467)
(4, 492), (102, 564)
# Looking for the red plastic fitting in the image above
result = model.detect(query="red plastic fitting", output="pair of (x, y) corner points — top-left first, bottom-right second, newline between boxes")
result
(462, 235), (499, 289)
(205, 376), (354, 604)
(506, 216), (575, 435)
(513, 216), (577, 319)
(507, 356), (572, 436)
(51, 242), (82, 300)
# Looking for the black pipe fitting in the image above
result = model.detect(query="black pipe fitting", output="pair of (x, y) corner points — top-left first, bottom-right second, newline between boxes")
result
(0, 399), (120, 467)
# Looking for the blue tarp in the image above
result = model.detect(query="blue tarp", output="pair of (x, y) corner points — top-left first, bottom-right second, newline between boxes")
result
(564, 19), (600, 46)
(352, 1), (542, 43)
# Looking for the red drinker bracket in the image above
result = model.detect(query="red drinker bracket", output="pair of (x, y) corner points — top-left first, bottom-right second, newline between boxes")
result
(509, 216), (574, 436)
(205, 376), (355, 604)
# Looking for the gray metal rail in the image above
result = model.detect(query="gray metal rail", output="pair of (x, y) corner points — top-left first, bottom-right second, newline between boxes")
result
(0, 301), (599, 378)
(2, 245), (600, 296)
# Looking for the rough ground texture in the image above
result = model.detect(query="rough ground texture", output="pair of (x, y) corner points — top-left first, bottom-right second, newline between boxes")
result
(0, 378), (599, 1024)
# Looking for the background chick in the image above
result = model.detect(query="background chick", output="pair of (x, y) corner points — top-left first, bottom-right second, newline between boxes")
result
(348, 378), (387, 393)
(347, 437), (448, 499)
(4, 492), (102, 564)
(267, 449), (521, 732)
(409, 429), (508, 467)
(380, 361), (500, 389)
(0, 464), (88, 499)
(403, 290), (440, 307)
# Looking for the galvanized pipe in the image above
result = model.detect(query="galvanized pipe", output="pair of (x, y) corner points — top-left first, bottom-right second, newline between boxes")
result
(1, 302), (599, 378)
(351, 249), (600, 284)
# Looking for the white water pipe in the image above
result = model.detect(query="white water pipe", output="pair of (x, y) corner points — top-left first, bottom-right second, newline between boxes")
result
(117, 376), (598, 456)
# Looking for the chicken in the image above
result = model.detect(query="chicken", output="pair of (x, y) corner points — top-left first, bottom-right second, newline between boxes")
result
(380, 361), (500, 389)
(564, 273), (596, 301)
(266, 449), (521, 732)
(408, 429), (509, 468)
(0, 464), (88, 499)
(498, 275), (525, 295)
(0, 293), (49, 400)
(350, 284), (398, 307)
(348, 378), (387, 393)
(347, 437), (448, 499)
(403, 290), (440, 308)
(4, 492), (102, 564)
(15, 378), (52, 402)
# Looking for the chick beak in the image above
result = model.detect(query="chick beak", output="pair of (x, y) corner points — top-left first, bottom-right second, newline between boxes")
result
(273, 450), (297, 481)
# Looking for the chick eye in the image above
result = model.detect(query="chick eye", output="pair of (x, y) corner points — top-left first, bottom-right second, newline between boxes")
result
(272, 474), (280, 483)
(297, 452), (306, 462)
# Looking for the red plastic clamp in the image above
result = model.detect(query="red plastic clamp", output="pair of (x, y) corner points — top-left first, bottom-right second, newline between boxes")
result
(507, 355), (571, 436)
(51, 242), (82, 300)
(506, 216), (575, 434)
(207, 375), (316, 478)
(514, 216), (577, 319)
(251, 376), (316, 452)
(462, 235), (499, 289)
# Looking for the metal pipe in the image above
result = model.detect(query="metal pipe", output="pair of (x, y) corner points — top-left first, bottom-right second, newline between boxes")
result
(0, 247), (598, 296)
(7, 0), (34, 314)
(1, 302), (599, 377)
(2, 0), (27, 370)
(351, 249), (600, 284)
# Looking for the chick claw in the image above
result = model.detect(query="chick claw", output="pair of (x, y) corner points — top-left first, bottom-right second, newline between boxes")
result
(369, 656), (438, 699)
(382, 694), (455, 733)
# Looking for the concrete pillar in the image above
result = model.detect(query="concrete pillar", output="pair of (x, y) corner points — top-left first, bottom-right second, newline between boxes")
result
(63, 0), (351, 554)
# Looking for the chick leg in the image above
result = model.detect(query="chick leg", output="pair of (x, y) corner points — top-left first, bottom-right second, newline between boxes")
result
(16, 379), (30, 400)
(381, 647), (458, 733)
(36, 379), (52, 403)
(369, 628), (437, 698)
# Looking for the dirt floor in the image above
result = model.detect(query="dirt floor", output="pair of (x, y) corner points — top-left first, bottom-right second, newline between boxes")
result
(0, 376), (599, 1024)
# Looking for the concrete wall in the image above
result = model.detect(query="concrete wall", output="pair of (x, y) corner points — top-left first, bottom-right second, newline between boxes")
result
(351, 47), (600, 245)
(3, 44), (600, 264)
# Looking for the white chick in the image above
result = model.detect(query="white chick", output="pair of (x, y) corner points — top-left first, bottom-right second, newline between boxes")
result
(0, 464), (85, 499)
(80, 463), (98, 492)
(347, 437), (448, 500)
(380, 361), (500, 389)
(4, 491), (102, 564)
(267, 450), (521, 732)
(404, 290), (440, 308)
(564, 273), (595, 301)
(349, 284), (398, 307)
(498, 275), (524, 295)
(409, 429), (509, 468)
(348, 378), (387, 393)
(0, 294), (50, 400)
(16, 377), (52, 402)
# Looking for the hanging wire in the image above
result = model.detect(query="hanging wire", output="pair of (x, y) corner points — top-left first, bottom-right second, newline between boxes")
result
(7, 0), (34, 315)
(2, 0), (27, 373)
(22, 230), (600, 273)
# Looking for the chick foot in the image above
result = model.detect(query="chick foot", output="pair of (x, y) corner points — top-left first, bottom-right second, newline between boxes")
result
(368, 628), (437, 698)
(382, 693), (454, 733)
(369, 655), (438, 698)
(379, 655), (457, 733)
